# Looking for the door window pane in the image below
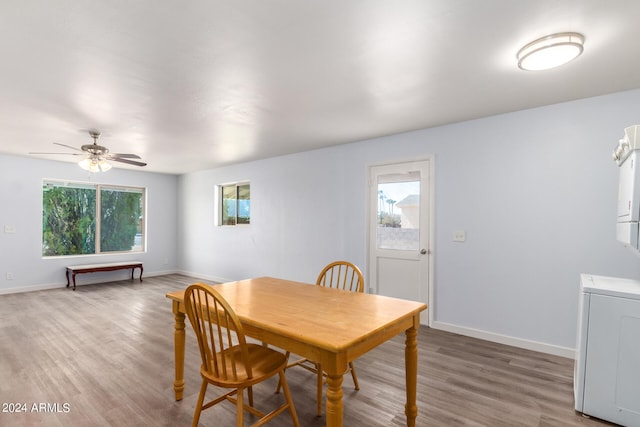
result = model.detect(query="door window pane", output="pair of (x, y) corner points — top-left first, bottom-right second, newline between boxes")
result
(377, 172), (420, 250)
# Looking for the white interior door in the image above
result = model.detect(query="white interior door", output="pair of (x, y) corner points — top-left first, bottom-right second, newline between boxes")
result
(368, 159), (432, 325)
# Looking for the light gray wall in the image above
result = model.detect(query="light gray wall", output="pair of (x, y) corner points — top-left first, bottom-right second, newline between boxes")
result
(3, 89), (640, 350)
(177, 147), (353, 283)
(0, 154), (179, 292)
(178, 88), (640, 351)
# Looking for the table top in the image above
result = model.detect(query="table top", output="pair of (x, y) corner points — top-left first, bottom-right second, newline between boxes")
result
(166, 276), (427, 352)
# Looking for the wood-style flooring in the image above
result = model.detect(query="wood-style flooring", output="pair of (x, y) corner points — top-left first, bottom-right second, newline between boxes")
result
(0, 274), (615, 426)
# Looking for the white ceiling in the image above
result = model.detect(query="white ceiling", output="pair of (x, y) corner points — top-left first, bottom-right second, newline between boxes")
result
(1, 1), (640, 174)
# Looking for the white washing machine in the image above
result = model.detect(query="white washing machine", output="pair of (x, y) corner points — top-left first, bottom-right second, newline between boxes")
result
(574, 274), (640, 426)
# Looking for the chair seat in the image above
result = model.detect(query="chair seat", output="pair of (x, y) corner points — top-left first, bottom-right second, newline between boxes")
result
(202, 344), (288, 387)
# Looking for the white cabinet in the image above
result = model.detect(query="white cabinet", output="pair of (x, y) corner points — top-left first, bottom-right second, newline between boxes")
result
(574, 274), (640, 426)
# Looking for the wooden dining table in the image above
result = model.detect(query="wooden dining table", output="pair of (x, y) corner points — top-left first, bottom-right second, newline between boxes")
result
(166, 276), (427, 427)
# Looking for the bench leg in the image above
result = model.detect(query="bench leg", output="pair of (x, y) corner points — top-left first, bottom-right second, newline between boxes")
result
(73, 273), (77, 291)
(131, 266), (143, 282)
(66, 270), (70, 288)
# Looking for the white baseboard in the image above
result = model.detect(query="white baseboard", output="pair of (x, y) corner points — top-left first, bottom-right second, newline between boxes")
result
(145, 269), (179, 277)
(0, 282), (66, 295)
(0, 269), (180, 295)
(431, 320), (576, 359)
(175, 270), (229, 284)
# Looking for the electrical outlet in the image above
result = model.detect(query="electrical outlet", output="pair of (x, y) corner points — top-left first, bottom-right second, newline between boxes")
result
(4, 225), (16, 233)
(6, 272), (14, 280)
(453, 230), (466, 242)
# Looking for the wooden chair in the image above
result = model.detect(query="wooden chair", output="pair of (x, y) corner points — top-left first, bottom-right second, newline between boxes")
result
(184, 283), (299, 427)
(277, 261), (364, 416)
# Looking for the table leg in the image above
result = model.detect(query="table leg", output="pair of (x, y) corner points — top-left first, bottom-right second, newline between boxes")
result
(405, 325), (419, 427)
(172, 302), (186, 400)
(325, 373), (343, 427)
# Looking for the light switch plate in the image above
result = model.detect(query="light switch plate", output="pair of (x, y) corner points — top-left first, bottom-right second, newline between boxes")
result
(4, 225), (16, 233)
(453, 230), (466, 242)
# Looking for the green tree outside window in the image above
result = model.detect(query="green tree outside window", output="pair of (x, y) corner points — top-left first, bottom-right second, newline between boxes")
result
(42, 181), (145, 256)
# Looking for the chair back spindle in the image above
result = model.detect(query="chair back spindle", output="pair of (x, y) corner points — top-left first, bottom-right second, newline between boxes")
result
(185, 284), (251, 383)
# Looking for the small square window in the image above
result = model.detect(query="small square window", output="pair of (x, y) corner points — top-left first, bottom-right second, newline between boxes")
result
(219, 182), (250, 226)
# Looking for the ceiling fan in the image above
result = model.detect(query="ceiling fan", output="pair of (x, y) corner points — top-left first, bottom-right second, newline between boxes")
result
(30, 129), (147, 172)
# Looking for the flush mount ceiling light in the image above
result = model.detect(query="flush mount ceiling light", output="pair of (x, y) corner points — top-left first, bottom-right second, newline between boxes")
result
(517, 32), (584, 71)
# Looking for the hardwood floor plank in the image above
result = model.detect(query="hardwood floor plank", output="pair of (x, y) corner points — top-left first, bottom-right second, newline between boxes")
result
(0, 275), (615, 426)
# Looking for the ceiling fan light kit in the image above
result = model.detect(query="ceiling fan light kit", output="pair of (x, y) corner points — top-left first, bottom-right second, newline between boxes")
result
(517, 32), (584, 71)
(78, 157), (112, 172)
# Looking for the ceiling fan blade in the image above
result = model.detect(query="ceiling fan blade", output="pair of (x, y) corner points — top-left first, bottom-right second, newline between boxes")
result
(107, 153), (142, 159)
(28, 151), (83, 156)
(53, 142), (83, 151)
(110, 157), (147, 167)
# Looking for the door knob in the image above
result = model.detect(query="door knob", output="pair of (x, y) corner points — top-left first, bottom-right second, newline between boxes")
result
(420, 248), (428, 255)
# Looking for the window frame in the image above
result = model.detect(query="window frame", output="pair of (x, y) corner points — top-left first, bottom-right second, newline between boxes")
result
(218, 181), (250, 226)
(42, 179), (146, 257)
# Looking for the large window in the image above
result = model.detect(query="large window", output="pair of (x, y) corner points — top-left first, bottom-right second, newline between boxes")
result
(219, 182), (250, 225)
(42, 180), (145, 256)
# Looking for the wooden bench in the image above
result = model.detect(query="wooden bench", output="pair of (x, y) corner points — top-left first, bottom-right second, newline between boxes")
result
(66, 261), (143, 291)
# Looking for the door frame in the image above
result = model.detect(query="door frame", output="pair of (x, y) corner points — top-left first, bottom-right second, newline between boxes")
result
(365, 156), (435, 326)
